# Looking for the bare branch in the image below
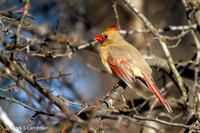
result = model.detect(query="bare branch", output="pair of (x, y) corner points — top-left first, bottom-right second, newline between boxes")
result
(121, 0), (187, 101)
(16, 0), (30, 44)
(0, 53), (85, 124)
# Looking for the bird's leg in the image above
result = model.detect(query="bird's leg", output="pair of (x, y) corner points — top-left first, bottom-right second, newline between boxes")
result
(112, 80), (127, 90)
(116, 80), (127, 90)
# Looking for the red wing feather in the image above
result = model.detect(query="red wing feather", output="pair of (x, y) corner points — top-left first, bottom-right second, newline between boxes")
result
(108, 57), (135, 89)
(108, 56), (173, 114)
(141, 73), (173, 114)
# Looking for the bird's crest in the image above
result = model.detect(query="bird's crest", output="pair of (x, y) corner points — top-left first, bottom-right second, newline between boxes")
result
(94, 25), (119, 43)
(107, 25), (119, 31)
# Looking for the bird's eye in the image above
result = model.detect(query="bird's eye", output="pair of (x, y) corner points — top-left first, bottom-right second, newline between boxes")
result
(104, 35), (108, 39)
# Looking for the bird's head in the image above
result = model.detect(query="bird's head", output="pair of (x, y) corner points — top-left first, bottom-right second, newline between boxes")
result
(94, 25), (120, 45)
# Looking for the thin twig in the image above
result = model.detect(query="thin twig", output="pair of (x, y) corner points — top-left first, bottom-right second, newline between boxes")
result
(0, 16), (18, 32)
(119, 24), (197, 34)
(113, 1), (121, 29)
(95, 113), (200, 130)
(0, 95), (38, 112)
(121, 0), (187, 101)
(37, 73), (71, 81)
(130, 115), (200, 130)
(167, 38), (182, 48)
(0, 53), (85, 124)
(182, 0), (200, 120)
(163, 30), (189, 41)
(16, 0), (30, 44)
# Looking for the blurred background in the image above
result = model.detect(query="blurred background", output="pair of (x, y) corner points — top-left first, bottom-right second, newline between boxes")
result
(0, 0), (197, 132)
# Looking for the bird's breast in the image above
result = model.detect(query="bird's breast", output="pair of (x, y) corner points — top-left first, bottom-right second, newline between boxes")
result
(100, 46), (113, 74)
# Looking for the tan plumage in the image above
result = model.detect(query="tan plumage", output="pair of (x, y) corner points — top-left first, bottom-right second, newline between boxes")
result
(95, 25), (172, 114)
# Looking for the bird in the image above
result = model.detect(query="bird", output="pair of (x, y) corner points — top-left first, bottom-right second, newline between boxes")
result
(94, 25), (173, 114)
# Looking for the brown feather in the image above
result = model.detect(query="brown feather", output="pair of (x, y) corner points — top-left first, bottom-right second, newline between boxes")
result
(95, 25), (173, 114)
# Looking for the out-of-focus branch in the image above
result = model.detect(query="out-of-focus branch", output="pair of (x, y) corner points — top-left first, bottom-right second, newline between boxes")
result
(183, 114), (199, 133)
(0, 96), (37, 112)
(182, 0), (200, 121)
(0, 106), (22, 133)
(0, 95), (57, 122)
(145, 57), (198, 95)
(0, 7), (16, 15)
(78, 78), (200, 132)
(16, 0), (30, 44)
(94, 113), (159, 132)
(145, 58), (170, 74)
(93, 111), (200, 131)
(0, 16), (18, 32)
(0, 53), (85, 124)
(29, 39), (97, 59)
(113, 1), (121, 29)
(37, 72), (71, 81)
(121, 0), (187, 101)
(129, 114), (200, 130)
(120, 25), (192, 41)
(119, 24), (197, 34)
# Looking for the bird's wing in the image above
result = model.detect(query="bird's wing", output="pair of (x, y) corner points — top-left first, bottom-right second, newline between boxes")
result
(108, 56), (135, 89)
(108, 56), (173, 114)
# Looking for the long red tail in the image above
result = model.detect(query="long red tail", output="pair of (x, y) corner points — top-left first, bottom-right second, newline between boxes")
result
(142, 73), (173, 114)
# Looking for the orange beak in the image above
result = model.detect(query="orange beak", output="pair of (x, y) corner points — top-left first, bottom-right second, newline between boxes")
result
(94, 35), (103, 42)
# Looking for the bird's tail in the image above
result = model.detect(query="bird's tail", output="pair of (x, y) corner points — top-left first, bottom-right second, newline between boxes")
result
(141, 73), (173, 114)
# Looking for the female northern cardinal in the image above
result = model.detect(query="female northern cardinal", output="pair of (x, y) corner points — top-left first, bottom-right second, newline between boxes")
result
(94, 25), (172, 114)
